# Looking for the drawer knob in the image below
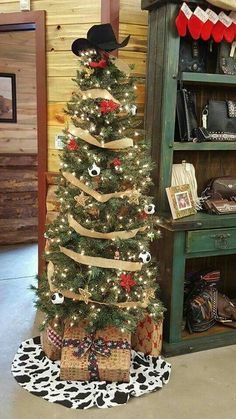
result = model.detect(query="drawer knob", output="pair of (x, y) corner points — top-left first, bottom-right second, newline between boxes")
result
(210, 233), (231, 249)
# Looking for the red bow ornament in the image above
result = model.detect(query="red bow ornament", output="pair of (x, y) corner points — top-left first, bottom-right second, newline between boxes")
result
(111, 158), (121, 167)
(100, 100), (119, 114)
(67, 138), (78, 151)
(119, 273), (136, 293)
(89, 58), (107, 68)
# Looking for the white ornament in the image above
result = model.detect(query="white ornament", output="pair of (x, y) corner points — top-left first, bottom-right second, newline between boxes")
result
(130, 104), (137, 115)
(144, 204), (156, 215)
(51, 292), (64, 304)
(88, 163), (101, 177)
(139, 251), (151, 264)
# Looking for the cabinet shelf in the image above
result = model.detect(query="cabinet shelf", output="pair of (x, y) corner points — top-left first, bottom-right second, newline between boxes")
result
(173, 142), (236, 151)
(160, 212), (236, 232)
(180, 72), (236, 86)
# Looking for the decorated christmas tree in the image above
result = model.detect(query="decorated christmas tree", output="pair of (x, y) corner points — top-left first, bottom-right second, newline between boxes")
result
(34, 24), (164, 339)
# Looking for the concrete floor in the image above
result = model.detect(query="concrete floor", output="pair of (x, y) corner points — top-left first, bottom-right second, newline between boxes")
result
(0, 245), (236, 419)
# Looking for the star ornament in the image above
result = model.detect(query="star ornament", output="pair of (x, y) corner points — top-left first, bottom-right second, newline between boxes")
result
(78, 286), (91, 304)
(128, 189), (141, 205)
(119, 273), (136, 293)
(74, 192), (89, 207)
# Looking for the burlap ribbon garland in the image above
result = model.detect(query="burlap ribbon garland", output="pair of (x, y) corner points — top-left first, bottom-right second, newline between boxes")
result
(68, 126), (133, 150)
(63, 171), (136, 203)
(68, 214), (146, 240)
(80, 88), (120, 104)
(47, 261), (153, 308)
(60, 246), (142, 272)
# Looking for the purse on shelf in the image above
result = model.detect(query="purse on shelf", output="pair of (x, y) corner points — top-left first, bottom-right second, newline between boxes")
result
(201, 176), (236, 200)
(179, 38), (207, 73)
(204, 199), (236, 215)
(184, 270), (220, 333)
(176, 88), (198, 141)
(217, 41), (236, 75)
(202, 100), (236, 141)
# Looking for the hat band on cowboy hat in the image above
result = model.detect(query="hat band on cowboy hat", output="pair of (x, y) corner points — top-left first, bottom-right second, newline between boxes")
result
(207, 0), (236, 11)
(71, 23), (130, 56)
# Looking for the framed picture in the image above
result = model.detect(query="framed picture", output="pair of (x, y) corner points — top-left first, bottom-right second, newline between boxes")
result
(0, 73), (17, 123)
(166, 184), (197, 219)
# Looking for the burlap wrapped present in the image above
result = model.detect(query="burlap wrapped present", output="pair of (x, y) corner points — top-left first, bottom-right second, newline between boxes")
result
(131, 314), (163, 357)
(60, 322), (131, 382)
(41, 322), (63, 361)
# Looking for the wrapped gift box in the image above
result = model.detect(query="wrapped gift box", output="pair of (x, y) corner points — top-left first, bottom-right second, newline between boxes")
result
(41, 322), (63, 361)
(60, 322), (131, 382)
(131, 315), (163, 356)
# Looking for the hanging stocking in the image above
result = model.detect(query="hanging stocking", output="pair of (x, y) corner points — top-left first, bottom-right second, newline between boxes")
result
(188, 7), (208, 40)
(229, 12), (236, 41)
(175, 2), (192, 37)
(201, 9), (218, 41)
(212, 12), (230, 43)
(223, 14), (234, 43)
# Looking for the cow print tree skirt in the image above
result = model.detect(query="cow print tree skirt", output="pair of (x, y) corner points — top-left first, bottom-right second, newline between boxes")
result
(11, 337), (171, 409)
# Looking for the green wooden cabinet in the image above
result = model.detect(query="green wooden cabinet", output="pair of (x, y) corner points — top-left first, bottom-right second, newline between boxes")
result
(142, 0), (236, 355)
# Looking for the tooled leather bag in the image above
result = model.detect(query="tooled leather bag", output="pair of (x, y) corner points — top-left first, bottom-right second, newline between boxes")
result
(179, 38), (207, 73)
(201, 176), (236, 200)
(202, 100), (236, 142)
(217, 42), (236, 76)
(217, 293), (236, 328)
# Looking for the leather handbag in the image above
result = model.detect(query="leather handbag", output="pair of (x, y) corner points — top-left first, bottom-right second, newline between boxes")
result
(176, 89), (198, 141)
(184, 270), (220, 333)
(201, 176), (236, 200)
(202, 100), (236, 141)
(204, 199), (236, 214)
(217, 293), (236, 328)
(179, 38), (207, 73)
(217, 42), (236, 75)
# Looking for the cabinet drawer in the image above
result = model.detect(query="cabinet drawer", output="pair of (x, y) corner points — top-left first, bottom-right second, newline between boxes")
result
(186, 228), (236, 254)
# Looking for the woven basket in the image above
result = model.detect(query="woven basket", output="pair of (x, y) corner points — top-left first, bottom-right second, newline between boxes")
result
(60, 322), (131, 382)
(132, 314), (163, 357)
(40, 323), (63, 361)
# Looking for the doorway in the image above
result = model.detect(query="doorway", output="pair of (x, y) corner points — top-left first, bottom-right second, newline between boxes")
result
(0, 12), (47, 279)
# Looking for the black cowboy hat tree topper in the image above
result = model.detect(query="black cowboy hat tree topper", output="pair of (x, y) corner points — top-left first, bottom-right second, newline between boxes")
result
(71, 23), (130, 55)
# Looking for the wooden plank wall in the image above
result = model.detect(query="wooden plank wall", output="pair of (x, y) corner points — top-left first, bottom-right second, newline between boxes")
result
(0, 30), (37, 153)
(0, 29), (38, 244)
(119, 0), (148, 118)
(0, 0), (101, 173)
(0, 153), (38, 244)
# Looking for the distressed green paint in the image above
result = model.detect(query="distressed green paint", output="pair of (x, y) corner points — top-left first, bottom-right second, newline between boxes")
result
(163, 329), (236, 357)
(174, 142), (236, 151)
(158, 3), (180, 212)
(186, 228), (236, 254)
(181, 72), (236, 86)
(168, 232), (186, 343)
(161, 212), (236, 231)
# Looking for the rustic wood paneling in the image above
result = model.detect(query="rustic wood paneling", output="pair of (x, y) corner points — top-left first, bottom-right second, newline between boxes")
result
(119, 0), (148, 25)
(0, 153), (38, 244)
(119, 0), (148, 126)
(0, 30), (37, 154)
